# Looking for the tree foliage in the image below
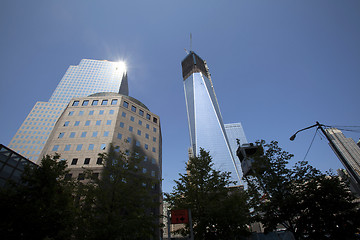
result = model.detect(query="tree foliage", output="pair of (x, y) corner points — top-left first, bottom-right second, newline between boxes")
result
(0, 154), (76, 240)
(246, 140), (360, 240)
(74, 145), (161, 240)
(166, 148), (250, 240)
(0, 147), (161, 240)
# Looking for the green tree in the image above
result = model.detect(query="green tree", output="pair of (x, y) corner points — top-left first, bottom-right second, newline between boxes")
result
(246, 140), (360, 240)
(166, 148), (250, 240)
(75, 146), (161, 240)
(0, 154), (77, 240)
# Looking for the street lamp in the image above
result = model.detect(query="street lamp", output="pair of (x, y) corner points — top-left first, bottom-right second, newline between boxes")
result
(290, 122), (360, 188)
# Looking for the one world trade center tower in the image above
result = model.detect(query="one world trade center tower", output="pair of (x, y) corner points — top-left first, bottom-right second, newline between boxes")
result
(181, 51), (243, 184)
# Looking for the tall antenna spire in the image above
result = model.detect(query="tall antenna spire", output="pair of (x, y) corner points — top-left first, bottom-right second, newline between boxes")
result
(190, 33), (192, 52)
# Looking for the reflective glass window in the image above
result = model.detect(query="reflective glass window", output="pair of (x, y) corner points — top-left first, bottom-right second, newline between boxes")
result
(92, 100), (98, 106)
(64, 145), (71, 151)
(82, 100), (89, 106)
(111, 99), (118, 105)
(72, 101), (79, 106)
(117, 133), (122, 139)
(101, 100), (108, 105)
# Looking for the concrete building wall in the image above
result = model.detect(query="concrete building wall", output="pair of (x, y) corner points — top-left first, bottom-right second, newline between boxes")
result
(41, 92), (161, 186)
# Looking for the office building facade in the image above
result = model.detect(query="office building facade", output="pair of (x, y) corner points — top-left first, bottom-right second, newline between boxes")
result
(181, 51), (243, 184)
(326, 128), (360, 184)
(40, 92), (162, 188)
(8, 59), (128, 162)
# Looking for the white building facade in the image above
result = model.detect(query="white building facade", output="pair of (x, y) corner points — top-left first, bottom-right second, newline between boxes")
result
(8, 59), (128, 162)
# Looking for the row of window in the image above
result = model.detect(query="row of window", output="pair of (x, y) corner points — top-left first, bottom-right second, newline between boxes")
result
(57, 128), (157, 143)
(10, 145), (43, 150)
(70, 99), (158, 125)
(72, 99), (118, 107)
(52, 141), (157, 153)
(12, 140), (45, 144)
(71, 157), (103, 165)
(120, 119), (157, 133)
(24, 119), (56, 124)
(63, 119), (112, 127)
(19, 127), (52, 133)
(61, 119), (157, 133)
(66, 168), (156, 181)
(122, 101), (158, 124)
(52, 143), (106, 152)
(36, 103), (63, 107)
(68, 109), (115, 116)
(15, 135), (48, 140)
(69, 156), (157, 166)
(58, 131), (112, 138)
(21, 123), (54, 128)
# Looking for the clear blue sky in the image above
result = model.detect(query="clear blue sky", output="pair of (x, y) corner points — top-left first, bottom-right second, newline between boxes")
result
(1, 0), (359, 193)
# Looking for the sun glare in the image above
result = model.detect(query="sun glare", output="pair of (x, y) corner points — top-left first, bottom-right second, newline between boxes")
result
(115, 61), (126, 73)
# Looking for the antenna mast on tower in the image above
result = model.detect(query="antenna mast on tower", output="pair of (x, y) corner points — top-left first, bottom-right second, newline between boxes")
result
(190, 33), (192, 52)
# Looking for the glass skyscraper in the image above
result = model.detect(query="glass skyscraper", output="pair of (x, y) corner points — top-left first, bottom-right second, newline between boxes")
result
(8, 59), (128, 162)
(225, 123), (248, 181)
(181, 51), (246, 184)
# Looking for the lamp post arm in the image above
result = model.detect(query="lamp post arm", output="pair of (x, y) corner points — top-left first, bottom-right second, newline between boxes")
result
(290, 123), (319, 141)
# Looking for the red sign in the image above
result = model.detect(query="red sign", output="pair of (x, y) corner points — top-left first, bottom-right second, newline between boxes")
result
(171, 209), (189, 224)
